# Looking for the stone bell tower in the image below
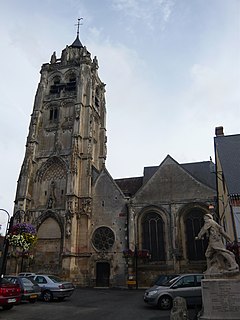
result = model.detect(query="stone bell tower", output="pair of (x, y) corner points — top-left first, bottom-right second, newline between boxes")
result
(13, 23), (107, 281)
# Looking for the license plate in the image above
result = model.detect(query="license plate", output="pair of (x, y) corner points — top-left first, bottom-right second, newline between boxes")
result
(30, 295), (37, 298)
(8, 298), (16, 303)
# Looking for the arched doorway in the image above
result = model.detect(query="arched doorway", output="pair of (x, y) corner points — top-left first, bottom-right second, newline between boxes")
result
(35, 217), (62, 273)
(96, 262), (110, 287)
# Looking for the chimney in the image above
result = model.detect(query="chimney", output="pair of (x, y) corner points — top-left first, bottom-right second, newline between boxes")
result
(215, 126), (224, 136)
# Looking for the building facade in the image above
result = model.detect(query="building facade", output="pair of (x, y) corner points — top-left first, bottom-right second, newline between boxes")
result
(214, 126), (240, 243)
(9, 34), (217, 287)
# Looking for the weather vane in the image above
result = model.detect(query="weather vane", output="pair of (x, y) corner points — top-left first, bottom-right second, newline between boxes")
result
(75, 18), (83, 37)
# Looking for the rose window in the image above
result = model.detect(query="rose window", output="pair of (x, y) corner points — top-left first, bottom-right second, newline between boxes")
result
(92, 227), (115, 251)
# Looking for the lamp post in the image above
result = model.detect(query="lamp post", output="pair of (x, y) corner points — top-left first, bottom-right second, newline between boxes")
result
(0, 209), (14, 277)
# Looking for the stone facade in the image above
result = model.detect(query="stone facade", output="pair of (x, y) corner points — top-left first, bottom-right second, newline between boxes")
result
(9, 35), (217, 287)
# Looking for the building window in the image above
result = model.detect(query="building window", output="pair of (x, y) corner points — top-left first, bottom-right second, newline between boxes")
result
(233, 207), (240, 241)
(50, 76), (64, 94)
(49, 107), (59, 122)
(95, 87), (100, 108)
(92, 227), (115, 251)
(185, 209), (207, 260)
(142, 212), (165, 261)
(66, 74), (76, 92)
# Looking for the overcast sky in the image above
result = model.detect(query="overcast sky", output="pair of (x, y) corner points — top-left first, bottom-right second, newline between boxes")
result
(0, 0), (239, 231)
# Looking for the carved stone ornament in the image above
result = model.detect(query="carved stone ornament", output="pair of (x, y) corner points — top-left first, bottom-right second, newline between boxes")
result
(65, 210), (73, 238)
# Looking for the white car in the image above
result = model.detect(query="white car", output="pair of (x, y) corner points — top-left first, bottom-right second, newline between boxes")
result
(18, 272), (36, 277)
(31, 274), (75, 302)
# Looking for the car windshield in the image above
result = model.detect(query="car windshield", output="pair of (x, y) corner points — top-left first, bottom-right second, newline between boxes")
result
(48, 275), (63, 283)
(154, 275), (178, 286)
(0, 278), (12, 284)
(21, 277), (35, 285)
(4, 277), (18, 284)
(161, 276), (180, 286)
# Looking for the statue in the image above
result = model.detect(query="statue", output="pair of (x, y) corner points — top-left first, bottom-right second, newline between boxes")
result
(195, 213), (239, 274)
(170, 297), (188, 320)
(50, 51), (56, 64)
(65, 210), (72, 238)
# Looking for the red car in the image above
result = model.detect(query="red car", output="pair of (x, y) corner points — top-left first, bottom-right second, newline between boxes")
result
(0, 278), (21, 310)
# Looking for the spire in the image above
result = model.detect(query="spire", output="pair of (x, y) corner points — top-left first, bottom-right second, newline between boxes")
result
(71, 18), (83, 48)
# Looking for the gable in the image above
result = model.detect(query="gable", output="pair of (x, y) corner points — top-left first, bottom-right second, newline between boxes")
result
(92, 169), (127, 228)
(133, 156), (215, 202)
(94, 169), (125, 198)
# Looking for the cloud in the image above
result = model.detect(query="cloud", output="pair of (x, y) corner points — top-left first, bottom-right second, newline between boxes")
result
(111, 0), (175, 30)
(187, 63), (239, 116)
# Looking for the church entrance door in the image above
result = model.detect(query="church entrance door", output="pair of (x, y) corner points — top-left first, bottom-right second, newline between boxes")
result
(96, 262), (110, 287)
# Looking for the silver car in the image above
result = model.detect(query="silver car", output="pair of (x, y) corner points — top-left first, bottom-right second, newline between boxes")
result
(143, 274), (203, 310)
(31, 274), (75, 302)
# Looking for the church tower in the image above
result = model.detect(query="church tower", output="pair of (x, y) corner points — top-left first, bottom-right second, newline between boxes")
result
(13, 23), (107, 281)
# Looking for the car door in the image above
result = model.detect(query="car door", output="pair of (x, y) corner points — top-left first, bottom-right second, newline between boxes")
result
(34, 276), (48, 290)
(170, 275), (200, 304)
(194, 275), (203, 305)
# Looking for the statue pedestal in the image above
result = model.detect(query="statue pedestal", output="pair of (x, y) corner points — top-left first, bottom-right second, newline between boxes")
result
(199, 274), (240, 320)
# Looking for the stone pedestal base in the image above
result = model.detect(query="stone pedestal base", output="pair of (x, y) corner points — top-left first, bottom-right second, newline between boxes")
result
(199, 277), (240, 320)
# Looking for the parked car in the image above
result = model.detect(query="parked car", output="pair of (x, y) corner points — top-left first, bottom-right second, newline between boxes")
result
(4, 276), (41, 303)
(31, 274), (75, 302)
(143, 274), (204, 310)
(0, 277), (21, 310)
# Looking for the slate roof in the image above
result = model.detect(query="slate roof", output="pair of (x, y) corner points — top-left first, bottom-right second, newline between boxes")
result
(182, 161), (216, 190)
(70, 35), (83, 48)
(114, 177), (143, 197)
(214, 134), (240, 195)
(114, 159), (216, 196)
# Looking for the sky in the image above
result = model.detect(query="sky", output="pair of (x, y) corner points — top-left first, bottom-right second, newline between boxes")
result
(0, 0), (239, 232)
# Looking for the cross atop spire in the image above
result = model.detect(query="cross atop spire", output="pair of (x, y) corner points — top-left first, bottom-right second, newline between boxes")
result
(71, 18), (83, 48)
(75, 18), (83, 37)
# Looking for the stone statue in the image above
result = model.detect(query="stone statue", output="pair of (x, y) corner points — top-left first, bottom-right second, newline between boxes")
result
(195, 213), (239, 273)
(65, 210), (72, 238)
(170, 297), (188, 320)
(50, 51), (57, 64)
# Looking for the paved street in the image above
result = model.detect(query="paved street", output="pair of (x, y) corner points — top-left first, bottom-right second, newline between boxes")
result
(0, 288), (201, 320)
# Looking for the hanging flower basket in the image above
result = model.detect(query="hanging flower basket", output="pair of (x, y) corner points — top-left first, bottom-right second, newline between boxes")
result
(123, 249), (135, 258)
(7, 223), (37, 252)
(123, 249), (151, 259)
(137, 249), (151, 258)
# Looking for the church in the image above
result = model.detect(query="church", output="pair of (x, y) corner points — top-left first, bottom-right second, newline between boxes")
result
(9, 30), (217, 287)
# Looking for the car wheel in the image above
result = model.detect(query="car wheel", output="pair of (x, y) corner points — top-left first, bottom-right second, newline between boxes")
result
(158, 295), (173, 310)
(29, 298), (37, 303)
(2, 305), (14, 310)
(42, 290), (53, 302)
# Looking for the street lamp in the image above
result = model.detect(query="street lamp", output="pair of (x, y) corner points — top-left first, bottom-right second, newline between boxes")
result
(0, 209), (14, 277)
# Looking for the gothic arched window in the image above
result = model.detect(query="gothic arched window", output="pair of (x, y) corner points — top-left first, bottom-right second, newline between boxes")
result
(142, 212), (165, 261)
(66, 73), (76, 92)
(185, 209), (208, 260)
(49, 75), (64, 94)
(49, 106), (59, 122)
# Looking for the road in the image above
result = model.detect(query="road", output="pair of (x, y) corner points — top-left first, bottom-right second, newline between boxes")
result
(0, 288), (201, 320)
